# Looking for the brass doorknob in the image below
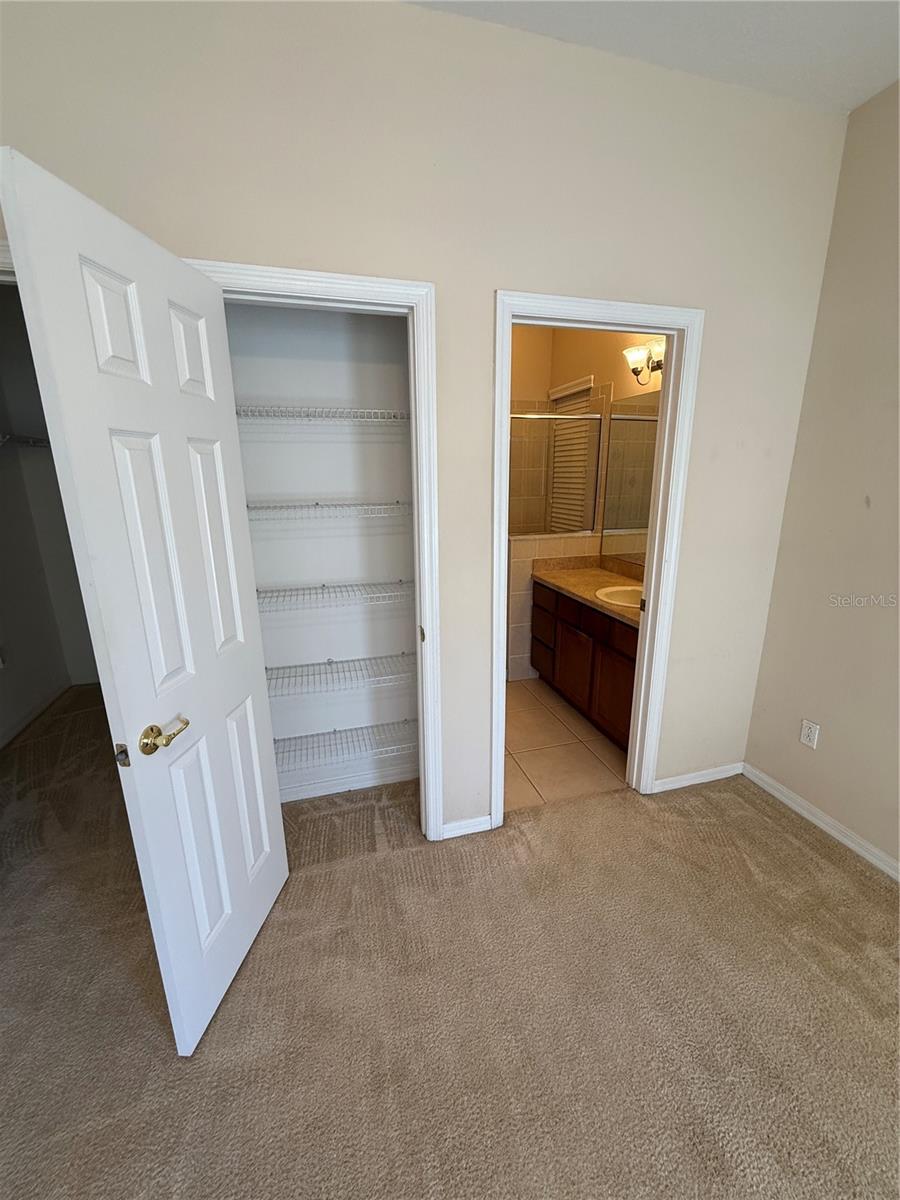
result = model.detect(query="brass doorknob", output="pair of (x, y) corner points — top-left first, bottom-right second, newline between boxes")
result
(139, 716), (190, 755)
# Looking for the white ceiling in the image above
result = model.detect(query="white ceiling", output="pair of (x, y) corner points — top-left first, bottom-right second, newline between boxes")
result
(420, 1), (899, 113)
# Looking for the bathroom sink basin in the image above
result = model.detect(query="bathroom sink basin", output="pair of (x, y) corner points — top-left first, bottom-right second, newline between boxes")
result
(595, 585), (643, 609)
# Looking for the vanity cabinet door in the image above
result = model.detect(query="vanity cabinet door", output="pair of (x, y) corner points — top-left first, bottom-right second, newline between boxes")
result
(554, 620), (593, 711)
(590, 647), (635, 749)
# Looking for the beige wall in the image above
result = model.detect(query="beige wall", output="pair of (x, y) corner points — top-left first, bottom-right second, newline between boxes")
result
(511, 325), (554, 408)
(516, 326), (662, 409)
(746, 84), (899, 862)
(0, 3), (846, 818)
(550, 328), (661, 400)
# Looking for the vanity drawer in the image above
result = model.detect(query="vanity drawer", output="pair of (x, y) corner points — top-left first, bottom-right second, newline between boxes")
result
(557, 594), (584, 628)
(530, 637), (554, 680)
(532, 581), (557, 614)
(610, 620), (639, 659)
(531, 605), (556, 648)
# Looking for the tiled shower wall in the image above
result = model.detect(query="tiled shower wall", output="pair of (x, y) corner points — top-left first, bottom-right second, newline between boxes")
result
(507, 533), (602, 680)
(509, 398), (551, 536)
(601, 530), (648, 556)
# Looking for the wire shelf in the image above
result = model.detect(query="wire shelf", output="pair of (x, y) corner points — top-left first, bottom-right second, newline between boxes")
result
(237, 403), (410, 424)
(257, 580), (413, 613)
(267, 653), (414, 698)
(275, 720), (418, 771)
(247, 500), (413, 522)
(1, 431), (52, 450)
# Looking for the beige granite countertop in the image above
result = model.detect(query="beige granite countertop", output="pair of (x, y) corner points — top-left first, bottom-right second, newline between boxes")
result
(531, 561), (643, 628)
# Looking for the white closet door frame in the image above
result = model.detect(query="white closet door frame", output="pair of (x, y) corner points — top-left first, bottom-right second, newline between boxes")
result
(184, 260), (443, 843)
(0, 243), (443, 842)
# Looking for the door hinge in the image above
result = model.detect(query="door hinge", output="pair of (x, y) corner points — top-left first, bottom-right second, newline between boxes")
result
(114, 743), (131, 768)
(418, 625), (425, 643)
(639, 598), (646, 612)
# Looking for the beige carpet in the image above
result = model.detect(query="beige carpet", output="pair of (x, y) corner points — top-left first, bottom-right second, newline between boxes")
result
(1, 687), (897, 1199)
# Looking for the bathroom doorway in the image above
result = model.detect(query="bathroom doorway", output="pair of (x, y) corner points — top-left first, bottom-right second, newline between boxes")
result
(491, 292), (704, 825)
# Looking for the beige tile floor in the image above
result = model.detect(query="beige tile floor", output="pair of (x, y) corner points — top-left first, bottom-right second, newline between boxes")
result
(504, 678), (628, 810)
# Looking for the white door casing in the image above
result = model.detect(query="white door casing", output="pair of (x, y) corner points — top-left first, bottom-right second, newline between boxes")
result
(191, 258), (443, 840)
(0, 149), (288, 1055)
(491, 291), (705, 825)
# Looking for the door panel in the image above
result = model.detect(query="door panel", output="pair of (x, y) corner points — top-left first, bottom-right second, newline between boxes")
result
(111, 431), (194, 689)
(188, 438), (244, 652)
(81, 258), (151, 381)
(169, 302), (215, 399)
(171, 736), (232, 948)
(226, 695), (271, 878)
(0, 148), (288, 1055)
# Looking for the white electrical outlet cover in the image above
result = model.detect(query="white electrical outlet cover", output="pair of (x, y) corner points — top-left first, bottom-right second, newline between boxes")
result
(799, 719), (819, 749)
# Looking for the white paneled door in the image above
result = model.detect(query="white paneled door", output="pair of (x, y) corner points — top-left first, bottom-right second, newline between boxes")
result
(0, 149), (288, 1055)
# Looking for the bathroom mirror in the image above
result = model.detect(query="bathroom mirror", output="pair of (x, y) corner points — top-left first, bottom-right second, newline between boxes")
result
(599, 394), (661, 575)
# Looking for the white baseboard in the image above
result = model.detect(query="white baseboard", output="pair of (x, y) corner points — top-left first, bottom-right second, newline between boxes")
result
(652, 762), (744, 792)
(743, 763), (899, 881)
(438, 766), (899, 882)
(441, 815), (493, 840)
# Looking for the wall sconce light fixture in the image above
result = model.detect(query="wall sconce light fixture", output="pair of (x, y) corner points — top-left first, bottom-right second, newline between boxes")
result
(623, 337), (666, 386)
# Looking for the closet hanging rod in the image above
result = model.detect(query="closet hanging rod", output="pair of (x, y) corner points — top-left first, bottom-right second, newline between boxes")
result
(610, 413), (658, 422)
(0, 432), (51, 449)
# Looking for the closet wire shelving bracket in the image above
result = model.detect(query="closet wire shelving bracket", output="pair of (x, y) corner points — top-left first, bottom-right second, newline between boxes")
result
(237, 404), (410, 423)
(275, 720), (419, 771)
(267, 653), (416, 698)
(257, 581), (414, 613)
(247, 500), (414, 522)
(0, 431), (51, 449)
(236, 404), (412, 442)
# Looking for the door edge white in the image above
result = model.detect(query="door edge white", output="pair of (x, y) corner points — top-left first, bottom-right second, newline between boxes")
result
(491, 291), (705, 828)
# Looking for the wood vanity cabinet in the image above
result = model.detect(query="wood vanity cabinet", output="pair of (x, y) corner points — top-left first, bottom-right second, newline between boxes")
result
(530, 583), (638, 750)
(590, 645), (635, 748)
(554, 621), (593, 711)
